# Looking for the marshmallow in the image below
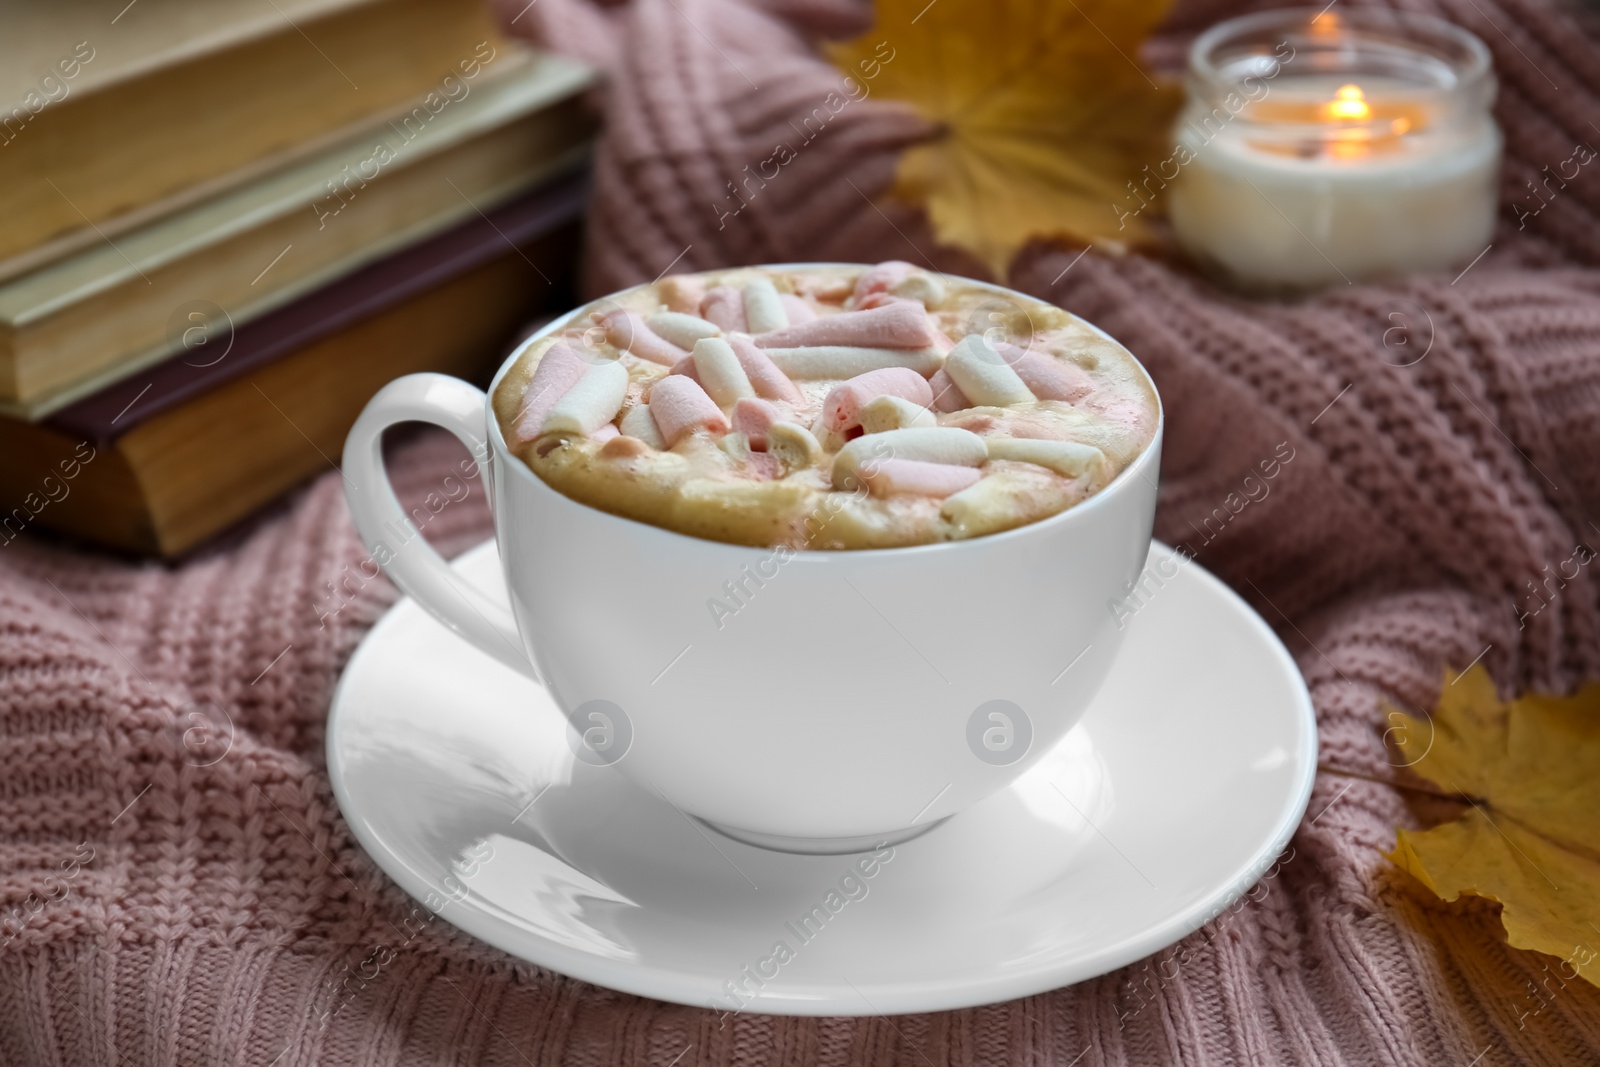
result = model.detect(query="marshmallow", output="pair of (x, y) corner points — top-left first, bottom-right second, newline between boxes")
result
(860, 458), (983, 498)
(999, 343), (1094, 402)
(541, 359), (629, 436)
(754, 301), (937, 350)
(717, 431), (753, 463)
(927, 368), (972, 413)
(599, 434), (653, 459)
(731, 397), (782, 448)
(692, 337), (756, 407)
(766, 421), (823, 471)
(744, 450), (785, 481)
(600, 309), (687, 366)
(859, 394), (937, 433)
(657, 274), (706, 314)
(779, 293), (816, 324)
(727, 335), (804, 403)
(591, 423), (620, 442)
(832, 427), (987, 489)
(667, 353), (701, 383)
(699, 286), (748, 333)
(944, 335), (1034, 406)
(851, 260), (915, 304)
(809, 410), (847, 453)
(763, 345), (944, 380)
(649, 375), (730, 445)
(821, 367), (934, 433)
(648, 311), (722, 350)
(742, 278), (788, 333)
(984, 438), (1106, 478)
(891, 273), (946, 307)
(940, 472), (1028, 531)
(619, 403), (667, 449)
(513, 342), (590, 442)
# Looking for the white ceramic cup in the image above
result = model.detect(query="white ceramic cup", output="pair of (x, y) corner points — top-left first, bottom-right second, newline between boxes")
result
(343, 267), (1162, 854)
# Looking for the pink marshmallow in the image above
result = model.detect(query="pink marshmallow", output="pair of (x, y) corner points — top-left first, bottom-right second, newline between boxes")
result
(590, 423), (620, 442)
(732, 397), (782, 449)
(669, 354), (702, 383)
(928, 369), (972, 413)
(753, 301), (937, 351)
(743, 451), (784, 481)
(779, 293), (816, 324)
(852, 260), (915, 304)
(513, 343), (591, 442)
(600, 309), (687, 366)
(860, 458), (982, 498)
(700, 286), (748, 333)
(821, 367), (934, 433)
(728, 335), (804, 403)
(999, 343), (1093, 402)
(648, 375), (730, 446)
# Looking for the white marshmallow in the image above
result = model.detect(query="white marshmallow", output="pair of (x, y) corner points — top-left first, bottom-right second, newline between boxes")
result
(984, 438), (1106, 478)
(766, 421), (823, 471)
(647, 311), (722, 349)
(541, 359), (629, 436)
(891, 273), (946, 307)
(763, 346), (944, 379)
(619, 403), (666, 449)
(692, 337), (756, 407)
(940, 471), (1032, 534)
(832, 427), (987, 489)
(944, 335), (1034, 406)
(742, 278), (788, 333)
(859, 394), (936, 433)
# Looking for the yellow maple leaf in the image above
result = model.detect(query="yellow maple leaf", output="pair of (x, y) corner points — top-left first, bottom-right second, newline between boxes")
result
(1387, 663), (1600, 988)
(828, 0), (1182, 277)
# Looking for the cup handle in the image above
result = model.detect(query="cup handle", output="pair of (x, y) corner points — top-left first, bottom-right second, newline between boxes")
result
(341, 373), (539, 680)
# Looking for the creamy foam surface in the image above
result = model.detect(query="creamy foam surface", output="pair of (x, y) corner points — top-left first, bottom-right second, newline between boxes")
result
(492, 264), (1157, 549)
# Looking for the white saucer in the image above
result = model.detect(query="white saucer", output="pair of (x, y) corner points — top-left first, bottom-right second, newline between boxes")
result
(327, 540), (1316, 1016)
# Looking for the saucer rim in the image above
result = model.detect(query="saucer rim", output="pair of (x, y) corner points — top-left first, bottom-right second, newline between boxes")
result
(327, 539), (1318, 1016)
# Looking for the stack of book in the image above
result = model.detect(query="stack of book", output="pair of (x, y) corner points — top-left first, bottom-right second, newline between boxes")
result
(0, 0), (596, 556)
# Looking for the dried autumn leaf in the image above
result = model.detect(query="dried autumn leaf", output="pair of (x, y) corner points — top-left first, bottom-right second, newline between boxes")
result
(1387, 664), (1600, 987)
(828, 0), (1182, 276)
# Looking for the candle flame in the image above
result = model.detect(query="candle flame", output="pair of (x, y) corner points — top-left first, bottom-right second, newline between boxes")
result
(1324, 84), (1371, 123)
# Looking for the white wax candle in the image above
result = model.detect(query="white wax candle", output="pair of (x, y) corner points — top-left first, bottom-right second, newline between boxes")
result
(1170, 70), (1500, 291)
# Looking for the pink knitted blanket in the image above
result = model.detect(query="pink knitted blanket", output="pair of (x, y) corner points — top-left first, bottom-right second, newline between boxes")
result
(5, 0), (1600, 1062)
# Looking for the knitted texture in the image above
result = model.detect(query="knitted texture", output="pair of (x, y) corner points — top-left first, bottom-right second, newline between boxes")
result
(5, 0), (1600, 1062)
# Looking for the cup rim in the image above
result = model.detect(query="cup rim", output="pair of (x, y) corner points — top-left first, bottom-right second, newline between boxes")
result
(485, 262), (1163, 559)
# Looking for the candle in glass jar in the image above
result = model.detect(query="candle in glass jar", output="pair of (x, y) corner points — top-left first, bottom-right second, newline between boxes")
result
(1168, 10), (1502, 292)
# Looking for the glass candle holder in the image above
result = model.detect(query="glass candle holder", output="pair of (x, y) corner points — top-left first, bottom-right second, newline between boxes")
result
(1166, 8), (1502, 292)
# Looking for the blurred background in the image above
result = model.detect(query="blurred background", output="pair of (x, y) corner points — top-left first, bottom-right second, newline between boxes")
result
(0, 0), (594, 557)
